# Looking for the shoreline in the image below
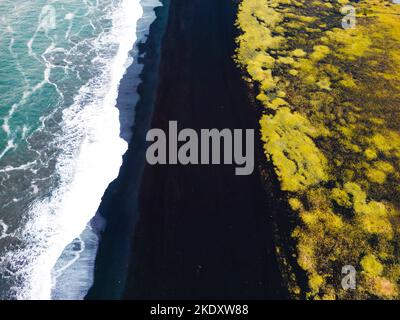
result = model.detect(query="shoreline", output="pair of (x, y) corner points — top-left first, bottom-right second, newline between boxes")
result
(124, 0), (288, 299)
(3, 0), (144, 300)
(85, 0), (170, 299)
(51, 0), (154, 298)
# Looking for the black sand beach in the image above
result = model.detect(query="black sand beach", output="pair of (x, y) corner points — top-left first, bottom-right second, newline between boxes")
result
(125, 0), (288, 299)
(87, 0), (288, 300)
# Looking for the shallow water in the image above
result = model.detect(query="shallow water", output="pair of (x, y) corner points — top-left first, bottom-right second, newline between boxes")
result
(0, 0), (143, 299)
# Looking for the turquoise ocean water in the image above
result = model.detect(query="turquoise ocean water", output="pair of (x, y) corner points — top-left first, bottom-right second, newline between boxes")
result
(0, 0), (147, 299)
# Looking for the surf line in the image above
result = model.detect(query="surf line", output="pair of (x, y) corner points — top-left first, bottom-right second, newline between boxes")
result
(146, 121), (254, 175)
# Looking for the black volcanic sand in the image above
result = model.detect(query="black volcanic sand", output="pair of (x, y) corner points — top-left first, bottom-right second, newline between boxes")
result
(123, 0), (288, 299)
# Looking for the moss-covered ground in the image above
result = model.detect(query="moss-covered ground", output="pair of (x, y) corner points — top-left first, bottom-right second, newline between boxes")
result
(235, 0), (400, 299)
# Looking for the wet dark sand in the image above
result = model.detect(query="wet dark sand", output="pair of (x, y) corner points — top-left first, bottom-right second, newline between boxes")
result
(124, 0), (288, 299)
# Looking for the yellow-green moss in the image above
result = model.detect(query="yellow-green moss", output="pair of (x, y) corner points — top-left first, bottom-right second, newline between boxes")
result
(291, 48), (307, 57)
(236, 0), (400, 300)
(364, 148), (377, 160)
(361, 255), (384, 276)
(366, 168), (387, 184)
(310, 45), (330, 62)
(289, 198), (302, 211)
(260, 107), (329, 192)
(331, 188), (351, 208)
(309, 274), (324, 293)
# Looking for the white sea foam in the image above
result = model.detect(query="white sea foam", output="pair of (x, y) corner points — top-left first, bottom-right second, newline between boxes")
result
(3, 0), (143, 300)
(50, 0), (163, 300)
(0, 220), (10, 239)
(64, 13), (74, 20)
